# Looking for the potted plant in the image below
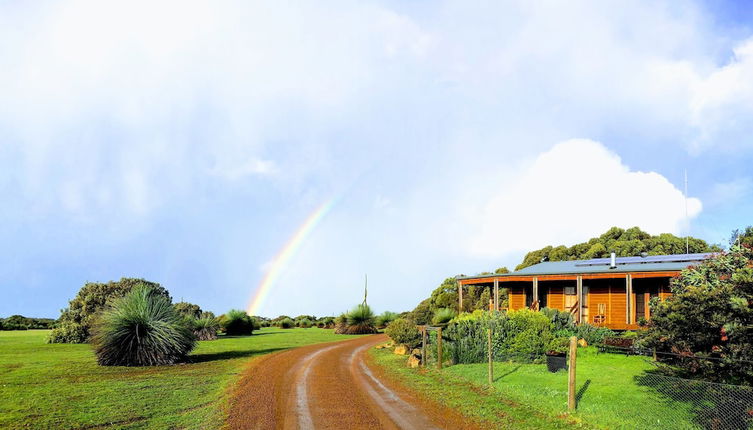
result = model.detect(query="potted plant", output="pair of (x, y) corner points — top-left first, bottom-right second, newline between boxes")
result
(545, 337), (569, 373)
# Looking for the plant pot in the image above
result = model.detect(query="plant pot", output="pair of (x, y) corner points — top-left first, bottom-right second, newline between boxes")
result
(545, 353), (567, 373)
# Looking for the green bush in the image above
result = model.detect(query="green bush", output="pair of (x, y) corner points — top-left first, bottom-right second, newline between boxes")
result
(640, 244), (753, 384)
(298, 318), (312, 328)
(49, 278), (169, 343)
(546, 337), (570, 355)
(431, 308), (457, 326)
(385, 318), (421, 347)
(540, 307), (575, 331)
(375, 311), (398, 328)
(341, 304), (377, 335)
(574, 323), (614, 345)
(278, 318), (295, 329)
(439, 309), (555, 364)
(220, 310), (255, 336)
(192, 317), (219, 341)
(319, 316), (335, 329)
(91, 286), (195, 366)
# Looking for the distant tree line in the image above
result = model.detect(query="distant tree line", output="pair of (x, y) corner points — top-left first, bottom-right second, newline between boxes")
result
(0, 315), (56, 330)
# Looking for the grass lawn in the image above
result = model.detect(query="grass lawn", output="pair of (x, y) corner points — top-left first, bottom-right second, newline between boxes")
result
(369, 347), (578, 429)
(0, 327), (355, 429)
(371, 346), (704, 429)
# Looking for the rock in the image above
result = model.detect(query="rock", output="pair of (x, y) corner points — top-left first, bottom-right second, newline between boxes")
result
(412, 348), (421, 355)
(407, 354), (421, 368)
(375, 343), (390, 349)
(394, 345), (409, 355)
(578, 338), (588, 348)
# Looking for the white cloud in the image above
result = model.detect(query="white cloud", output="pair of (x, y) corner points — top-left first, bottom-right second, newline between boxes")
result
(470, 139), (702, 257)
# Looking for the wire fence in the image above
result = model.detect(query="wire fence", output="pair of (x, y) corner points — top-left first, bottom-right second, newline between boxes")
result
(419, 326), (753, 430)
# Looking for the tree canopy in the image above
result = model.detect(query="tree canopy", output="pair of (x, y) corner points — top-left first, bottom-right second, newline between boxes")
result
(48, 278), (169, 344)
(516, 226), (720, 270)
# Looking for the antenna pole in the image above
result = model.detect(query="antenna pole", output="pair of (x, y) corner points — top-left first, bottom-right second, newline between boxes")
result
(684, 169), (689, 254)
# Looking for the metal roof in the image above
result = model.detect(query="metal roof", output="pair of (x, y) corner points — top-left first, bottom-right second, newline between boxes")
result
(458, 253), (715, 280)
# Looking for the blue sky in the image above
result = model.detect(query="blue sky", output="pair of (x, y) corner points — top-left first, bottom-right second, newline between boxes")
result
(1, 0), (752, 319)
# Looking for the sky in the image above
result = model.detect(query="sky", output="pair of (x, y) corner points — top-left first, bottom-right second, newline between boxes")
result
(1, 0), (752, 319)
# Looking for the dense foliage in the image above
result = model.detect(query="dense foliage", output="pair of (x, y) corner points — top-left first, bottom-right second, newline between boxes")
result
(431, 308), (457, 326)
(439, 309), (555, 364)
(91, 286), (195, 366)
(219, 310), (255, 336)
(375, 311), (398, 328)
(0, 315), (56, 330)
(640, 245), (753, 384)
(384, 318), (421, 347)
(48, 278), (169, 343)
(516, 226), (719, 270)
(173, 302), (203, 319)
(409, 276), (508, 324)
(277, 318), (295, 329)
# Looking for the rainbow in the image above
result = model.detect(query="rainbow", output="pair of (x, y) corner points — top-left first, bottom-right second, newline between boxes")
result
(246, 199), (336, 316)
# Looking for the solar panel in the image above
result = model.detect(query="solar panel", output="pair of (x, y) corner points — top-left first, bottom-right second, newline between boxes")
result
(575, 253), (713, 267)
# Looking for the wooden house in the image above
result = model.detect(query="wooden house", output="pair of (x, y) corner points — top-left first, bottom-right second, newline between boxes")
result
(456, 252), (713, 330)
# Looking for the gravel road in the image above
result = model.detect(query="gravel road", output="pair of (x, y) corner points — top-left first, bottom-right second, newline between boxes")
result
(227, 334), (479, 429)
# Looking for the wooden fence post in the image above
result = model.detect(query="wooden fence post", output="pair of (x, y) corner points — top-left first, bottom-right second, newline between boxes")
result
(437, 327), (443, 370)
(568, 336), (577, 410)
(421, 327), (427, 367)
(487, 327), (493, 386)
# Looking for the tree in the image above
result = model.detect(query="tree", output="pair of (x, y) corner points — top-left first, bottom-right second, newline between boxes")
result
(174, 302), (203, 319)
(730, 226), (753, 248)
(516, 226), (720, 270)
(48, 278), (169, 343)
(640, 244), (753, 385)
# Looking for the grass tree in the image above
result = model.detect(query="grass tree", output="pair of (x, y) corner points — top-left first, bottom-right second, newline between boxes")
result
(192, 316), (219, 341)
(91, 286), (196, 366)
(342, 304), (378, 334)
(431, 308), (457, 326)
(220, 309), (255, 336)
(375, 311), (398, 329)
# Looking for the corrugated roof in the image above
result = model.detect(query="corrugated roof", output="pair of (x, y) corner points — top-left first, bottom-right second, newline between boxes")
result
(458, 253), (715, 280)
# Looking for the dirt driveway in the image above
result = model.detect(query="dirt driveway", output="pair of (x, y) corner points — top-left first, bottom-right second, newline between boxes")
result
(226, 334), (479, 429)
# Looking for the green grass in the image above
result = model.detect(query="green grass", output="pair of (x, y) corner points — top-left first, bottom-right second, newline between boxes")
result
(369, 347), (578, 429)
(371, 346), (702, 429)
(0, 328), (355, 429)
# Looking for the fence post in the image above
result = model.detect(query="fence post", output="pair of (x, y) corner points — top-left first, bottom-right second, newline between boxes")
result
(487, 327), (493, 386)
(421, 327), (427, 367)
(437, 327), (443, 370)
(568, 336), (577, 410)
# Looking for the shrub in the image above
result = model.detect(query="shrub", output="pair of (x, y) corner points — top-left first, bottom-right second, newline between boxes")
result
(546, 337), (570, 355)
(49, 278), (169, 343)
(91, 286), (195, 366)
(375, 311), (398, 329)
(385, 318), (421, 347)
(574, 323), (614, 345)
(193, 317), (219, 341)
(278, 318), (295, 329)
(319, 316), (335, 329)
(440, 309), (555, 364)
(540, 307), (575, 331)
(431, 308), (457, 326)
(342, 304), (378, 335)
(220, 310), (255, 336)
(298, 318), (312, 328)
(334, 313), (348, 334)
(641, 245), (753, 384)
